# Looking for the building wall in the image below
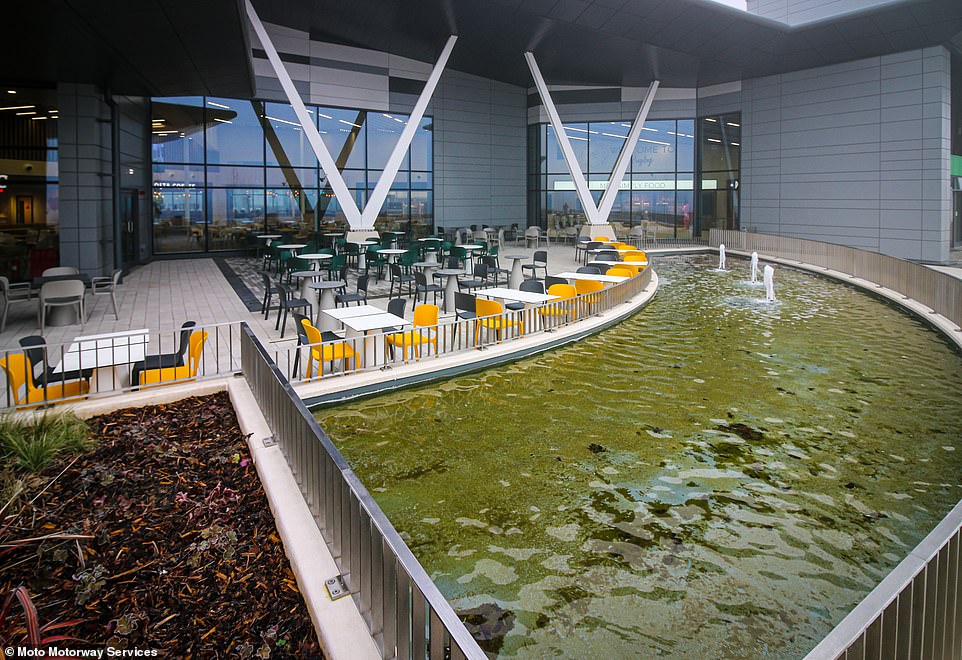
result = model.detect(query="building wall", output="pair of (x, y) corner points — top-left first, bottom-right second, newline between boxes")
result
(252, 22), (528, 229)
(746, 0), (886, 24)
(741, 46), (952, 262)
(57, 83), (114, 276)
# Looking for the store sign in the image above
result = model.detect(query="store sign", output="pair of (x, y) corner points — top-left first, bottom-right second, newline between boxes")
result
(0, 174), (7, 192)
(553, 179), (696, 192)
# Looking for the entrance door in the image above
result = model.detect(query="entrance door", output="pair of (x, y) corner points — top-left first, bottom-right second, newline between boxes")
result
(120, 189), (139, 266)
(953, 190), (962, 247)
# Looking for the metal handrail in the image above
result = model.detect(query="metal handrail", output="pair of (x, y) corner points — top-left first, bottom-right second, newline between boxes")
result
(0, 320), (243, 410)
(240, 324), (486, 659)
(706, 229), (962, 657)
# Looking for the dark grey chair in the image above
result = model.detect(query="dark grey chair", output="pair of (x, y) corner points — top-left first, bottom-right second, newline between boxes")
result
(454, 291), (476, 321)
(336, 275), (369, 307)
(131, 321), (197, 387)
(522, 250), (548, 280)
(459, 263), (488, 292)
(577, 266), (602, 274)
(260, 272), (276, 319)
(19, 335), (94, 389)
(275, 283), (311, 339)
(545, 275), (568, 290)
(291, 311), (341, 378)
(415, 272), (442, 305)
(505, 278), (545, 311)
(389, 264), (415, 298)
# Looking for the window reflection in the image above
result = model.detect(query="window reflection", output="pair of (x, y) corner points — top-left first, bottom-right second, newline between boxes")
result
(529, 114), (734, 240)
(0, 87), (61, 279)
(151, 97), (433, 252)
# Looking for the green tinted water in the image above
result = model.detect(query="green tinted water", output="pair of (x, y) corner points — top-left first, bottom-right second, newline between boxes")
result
(316, 255), (962, 658)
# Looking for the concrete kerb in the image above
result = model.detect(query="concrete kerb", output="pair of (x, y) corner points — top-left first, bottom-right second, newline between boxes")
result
(294, 272), (660, 407)
(723, 248), (962, 353)
(226, 379), (380, 660)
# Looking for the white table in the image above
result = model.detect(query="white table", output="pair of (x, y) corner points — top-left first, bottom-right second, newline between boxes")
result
(588, 260), (647, 269)
(297, 253), (334, 270)
(460, 244), (485, 274)
(554, 271), (629, 283)
(379, 248), (408, 264)
(291, 270), (321, 303)
(589, 247), (637, 254)
(501, 254), (527, 289)
(323, 304), (385, 321)
(434, 269), (463, 313)
(324, 308), (409, 368)
(473, 287), (559, 304)
(52, 328), (149, 389)
(276, 243), (307, 255)
(310, 280), (347, 330)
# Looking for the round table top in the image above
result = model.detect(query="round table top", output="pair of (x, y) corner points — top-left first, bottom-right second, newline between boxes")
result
(461, 244), (485, 250)
(502, 254), (527, 260)
(385, 230), (406, 235)
(297, 253), (334, 260)
(309, 280), (346, 290)
(379, 248), (408, 255)
(257, 234), (282, 239)
(483, 227), (498, 233)
(418, 237), (442, 242)
(276, 243), (307, 249)
(349, 239), (379, 245)
(435, 269), (463, 276)
(323, 232), (343, 236)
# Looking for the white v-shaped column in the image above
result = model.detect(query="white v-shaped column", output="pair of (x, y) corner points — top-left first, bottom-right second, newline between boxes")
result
(525, 52), (659, 226)
(246, 0), (456, 230)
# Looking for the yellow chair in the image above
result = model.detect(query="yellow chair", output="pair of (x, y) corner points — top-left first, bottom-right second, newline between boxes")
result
(594, 236), (612, 243)
(0, 353), (89, 407)
(140, 330), (208, 387)
(623, 250), (647, 261)
(475, 298), (524, 343)
(301, 320), (357, 378)
(539, 283), (578, 323)
(575, 278), (605, 309)
(606, 267), (634, 278)
(386, 304), (438, 360)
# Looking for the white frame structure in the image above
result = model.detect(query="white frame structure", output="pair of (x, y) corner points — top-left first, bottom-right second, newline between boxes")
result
(525, 51), (659, 226)
(245, 0), (456, 230)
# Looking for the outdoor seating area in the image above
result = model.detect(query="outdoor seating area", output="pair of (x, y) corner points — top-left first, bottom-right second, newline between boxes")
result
(0, 232), (655, 408)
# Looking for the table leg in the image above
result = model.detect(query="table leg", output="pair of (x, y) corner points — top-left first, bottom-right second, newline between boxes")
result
(317, 288), (339, 332)
(443, 276), (458, 313)
(299, 277), (313, 311)
(358, 252), (366, 270)
(509, 260), (523, 289)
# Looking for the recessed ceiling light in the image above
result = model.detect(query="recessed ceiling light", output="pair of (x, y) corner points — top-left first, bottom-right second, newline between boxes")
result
(7, 90), (16, 94)
(0, 105), (34, 111)
(15, 111), (35, 116)
(31, 116), (49, 120)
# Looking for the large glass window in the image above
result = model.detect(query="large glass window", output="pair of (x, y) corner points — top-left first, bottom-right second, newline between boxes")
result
(697, 113), (741, 235)
(529, 116), (699, 241)
(0, 87), (60, 280)
(151, 97), (433, 253)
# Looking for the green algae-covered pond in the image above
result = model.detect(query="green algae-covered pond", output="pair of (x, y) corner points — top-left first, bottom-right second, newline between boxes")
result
(315, 255), (962, 658)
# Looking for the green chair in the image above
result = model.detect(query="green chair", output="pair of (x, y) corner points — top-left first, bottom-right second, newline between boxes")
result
(365, 245), (387, 282)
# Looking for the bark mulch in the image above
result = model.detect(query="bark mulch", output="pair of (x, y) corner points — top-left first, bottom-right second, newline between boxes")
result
(0, 391), (322, 658)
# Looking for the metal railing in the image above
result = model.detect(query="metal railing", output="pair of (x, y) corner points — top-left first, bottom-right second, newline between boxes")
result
(240, 324), (486, 660)
(709, 229), (962, 330)
(271, 268), (652, 383)
(805, 500), (962, 659)
(0, 321), (243, 409)
(705, 229), (962, 657)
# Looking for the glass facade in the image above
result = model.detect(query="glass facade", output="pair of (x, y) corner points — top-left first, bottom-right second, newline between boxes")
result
(151, 97), (433, 254)
(0, 87), (60, 280)
(697, 113), (741, 234)
(528, 119), (696, 241)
